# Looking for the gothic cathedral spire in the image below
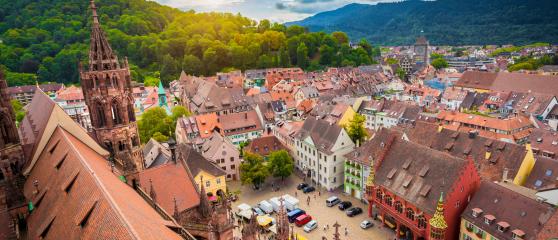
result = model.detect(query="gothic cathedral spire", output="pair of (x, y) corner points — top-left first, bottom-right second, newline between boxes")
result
(80, 0), (143, 177)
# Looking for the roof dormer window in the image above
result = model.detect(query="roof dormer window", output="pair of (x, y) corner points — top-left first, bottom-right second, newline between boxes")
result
(471, 208), (483, 217)
(484, 214), (495, 225)
(512, 229), (525, 240)
(497, 221), (510, 232)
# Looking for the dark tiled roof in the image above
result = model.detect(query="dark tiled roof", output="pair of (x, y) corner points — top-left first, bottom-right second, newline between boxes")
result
(524, 156), (558, 190)
(454, 71), (498, 90)
(375, 138), (467, 215)
(344, 128), (402, 166)
(462, 181), (555, 240)
(7, 83), (64, 94)
(19, 90), (57, 160)
(180, 144), (226, 178)
(529, 128), (558, 159)
(404, 124), (527, 182)
(295, 117), (344, 154)
(246, 136), (286, 156)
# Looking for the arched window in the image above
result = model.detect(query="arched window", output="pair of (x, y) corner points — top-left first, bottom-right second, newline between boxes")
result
(376, 189), (383, 201)
(417, 216), (427, 229)
(395, 201), (403, 214)
(406, 208), (415, 221)
(118, 141), (125, 151)
(385, 195), (393, 206)
(94, 75), (100, 88)
(111, 101), (122, 125)
(112, 75), (119, 89)
(132, 136), (139, 147)
(127, 104), (136, 122)
(96, 104), (106, 127)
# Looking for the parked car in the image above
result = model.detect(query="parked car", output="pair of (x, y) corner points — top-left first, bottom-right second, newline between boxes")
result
(287, 209), (306, 223)
(360, 220), (374, 229)
(252, 207), (265, 216)
(326, 196), (341, 207)
(303, 220), (318, 233)
(258, 200), (274, 214)
(297, 183), (309, 190)
(346, 207), (363, 217)
(338, 201), (352, 210)
(302, 186), (315, 193)
(295, 214), (312, 227)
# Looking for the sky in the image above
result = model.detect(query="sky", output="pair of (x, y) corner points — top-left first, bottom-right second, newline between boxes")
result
(152, 0), (393, 23)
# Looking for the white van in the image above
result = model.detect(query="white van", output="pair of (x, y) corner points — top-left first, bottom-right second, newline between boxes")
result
(326, 196), (340, 207)
(259, 200), (274, 214)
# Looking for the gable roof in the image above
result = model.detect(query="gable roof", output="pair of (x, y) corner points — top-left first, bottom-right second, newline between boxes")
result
(200, 131), (238, 159)
(295, 117), (345, 154)
(462, 181), (555, 240)
(25, 126), (183, 240)
(180, 144), (226, 178)
(138, 161), (200, 214)
(375, 138), (467, 215)
(246, 136), (286, 156)
(20, 90), (108, 176)
(524, 156), (558, 190)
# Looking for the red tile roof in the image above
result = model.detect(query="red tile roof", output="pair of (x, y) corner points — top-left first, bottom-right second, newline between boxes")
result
(139, 161), (200, 213)
(25, 127), (183, 240)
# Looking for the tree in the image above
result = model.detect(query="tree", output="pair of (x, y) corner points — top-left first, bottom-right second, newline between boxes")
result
(171, 105), (190, 121)
(11, 99), (25, 124)
(332, 32), (349, 45)
(386, 58), (398, 65)
(296, 43), (309, 69)
(240, 152), (269, 189)
(431, 58), (448, 70)
(152, 132), (169, 142)
(137, 107), (172, 144)
(344, 113), (368, 144)
(267, 150), (294, 180)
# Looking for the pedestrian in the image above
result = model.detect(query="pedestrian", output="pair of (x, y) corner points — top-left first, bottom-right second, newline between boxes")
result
(323, 225), (327, 231)
(314, 194), (316, 199)
(295, 191), (298, 197)
(344, 227), (348, 236)
(318, 191), (321, 197)
(326, 224), (329, 230)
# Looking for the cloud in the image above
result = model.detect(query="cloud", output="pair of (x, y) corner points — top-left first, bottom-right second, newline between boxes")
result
(275, 0), (391, 14)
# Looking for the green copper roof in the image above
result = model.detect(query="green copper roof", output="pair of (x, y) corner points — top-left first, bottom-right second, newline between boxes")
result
(119, 175), (127, 183)
(158, 80), (165, 95)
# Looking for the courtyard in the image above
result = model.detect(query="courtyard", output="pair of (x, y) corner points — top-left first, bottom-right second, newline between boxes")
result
(229, 174), (394, 240)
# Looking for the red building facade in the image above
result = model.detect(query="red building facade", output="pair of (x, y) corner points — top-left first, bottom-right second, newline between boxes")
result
(366, 136), (480, 240)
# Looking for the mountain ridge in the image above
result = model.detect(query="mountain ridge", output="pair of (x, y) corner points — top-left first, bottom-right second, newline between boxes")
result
(288, 0), (558, 46)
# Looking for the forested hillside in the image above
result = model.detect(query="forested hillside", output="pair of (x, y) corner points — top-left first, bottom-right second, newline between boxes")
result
(289, 0), (558, 46)
(0, 0), (379, 86)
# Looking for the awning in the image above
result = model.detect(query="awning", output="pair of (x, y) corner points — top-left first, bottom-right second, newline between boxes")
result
(208, 196), (217, 202)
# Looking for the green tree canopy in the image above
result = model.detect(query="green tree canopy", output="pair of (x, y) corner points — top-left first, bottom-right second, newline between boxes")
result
(240, 152), (269, 189)
(267, 150), (294, 180)
(431, 58), (448, 70)
(344, 113), (368, 144)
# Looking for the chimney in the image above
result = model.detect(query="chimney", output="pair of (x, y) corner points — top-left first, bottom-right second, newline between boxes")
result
(502, 168), (509, 182)
(244, 112), (248, 119)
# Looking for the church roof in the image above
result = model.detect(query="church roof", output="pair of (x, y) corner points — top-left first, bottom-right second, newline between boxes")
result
(24, 124), (183, 240)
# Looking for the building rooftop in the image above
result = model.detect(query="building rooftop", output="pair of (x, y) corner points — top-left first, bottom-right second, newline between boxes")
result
(462, 181), (555, 240)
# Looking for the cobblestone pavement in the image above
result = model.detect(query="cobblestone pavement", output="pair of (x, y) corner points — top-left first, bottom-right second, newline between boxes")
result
(229, 175), (394, 240)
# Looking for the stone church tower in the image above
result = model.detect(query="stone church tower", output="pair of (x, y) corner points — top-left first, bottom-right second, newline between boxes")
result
(0, 71), (24, 180)
(80, 0), (143, 174)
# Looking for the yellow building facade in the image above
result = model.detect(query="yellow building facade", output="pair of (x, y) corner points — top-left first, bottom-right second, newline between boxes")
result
(194, 170), (227, 197)
(459, 218), (497, 240)
(513, 144), (535, 185)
